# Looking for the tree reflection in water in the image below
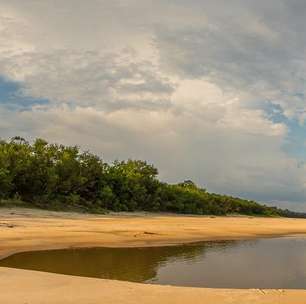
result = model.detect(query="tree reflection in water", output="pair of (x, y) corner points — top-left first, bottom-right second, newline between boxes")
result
(0, 240), (238, 282)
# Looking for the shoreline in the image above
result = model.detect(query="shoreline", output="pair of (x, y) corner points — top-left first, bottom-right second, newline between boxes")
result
(2, 208), (306, 259)
(2, 207), (306, 303)
(2, 232), (306, 260)
(1, 267), (306, 304)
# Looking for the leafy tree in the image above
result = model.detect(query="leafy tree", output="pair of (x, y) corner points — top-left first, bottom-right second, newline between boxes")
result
(0, 137), (295, 217)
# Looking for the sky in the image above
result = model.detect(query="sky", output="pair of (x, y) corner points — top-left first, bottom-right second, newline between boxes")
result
(1, 1), (306, 210)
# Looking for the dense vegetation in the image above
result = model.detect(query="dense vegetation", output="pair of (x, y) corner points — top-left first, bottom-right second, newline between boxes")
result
(0, 137), (299, 217)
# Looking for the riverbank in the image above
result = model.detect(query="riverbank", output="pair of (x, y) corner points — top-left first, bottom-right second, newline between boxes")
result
(2, 267), (306, 304)
(2, 207), (306, 303)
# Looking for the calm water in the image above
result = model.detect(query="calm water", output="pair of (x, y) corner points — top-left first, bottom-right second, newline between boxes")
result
(1, 237), (306, 289)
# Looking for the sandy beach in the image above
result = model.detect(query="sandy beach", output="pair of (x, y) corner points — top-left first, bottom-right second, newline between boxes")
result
(1, 208), (306, 303)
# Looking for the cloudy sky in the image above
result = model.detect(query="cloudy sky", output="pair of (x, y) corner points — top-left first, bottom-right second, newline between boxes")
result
(1, 1), (306, 210)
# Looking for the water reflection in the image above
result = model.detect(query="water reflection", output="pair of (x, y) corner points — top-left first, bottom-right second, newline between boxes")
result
(1, 238), (306, 289)
(0, 241), (237, 282)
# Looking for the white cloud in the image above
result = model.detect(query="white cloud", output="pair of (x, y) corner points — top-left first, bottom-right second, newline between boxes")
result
(1, 0), (306, 208)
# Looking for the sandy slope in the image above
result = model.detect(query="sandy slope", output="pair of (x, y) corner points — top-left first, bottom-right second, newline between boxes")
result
(1, 208), (306, 303)
(1, 267), (306, 304)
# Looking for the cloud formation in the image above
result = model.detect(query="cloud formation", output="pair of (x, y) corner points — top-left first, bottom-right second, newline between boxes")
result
(1, 0), (306, 209)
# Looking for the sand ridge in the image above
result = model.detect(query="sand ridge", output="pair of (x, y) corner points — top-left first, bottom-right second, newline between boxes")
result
(1, 267), (306, 304)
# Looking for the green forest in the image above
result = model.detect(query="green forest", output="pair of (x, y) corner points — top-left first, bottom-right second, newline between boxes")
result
(0, 137), (301, 217)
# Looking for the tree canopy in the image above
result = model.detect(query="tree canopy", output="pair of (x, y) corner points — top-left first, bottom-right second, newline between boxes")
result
(0, 137), (297, 217)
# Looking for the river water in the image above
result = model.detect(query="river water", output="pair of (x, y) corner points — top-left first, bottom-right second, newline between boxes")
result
(1, 237), (306, 289)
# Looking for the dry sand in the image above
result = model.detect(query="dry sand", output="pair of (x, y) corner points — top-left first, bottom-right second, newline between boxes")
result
(1, 207), (306, 303)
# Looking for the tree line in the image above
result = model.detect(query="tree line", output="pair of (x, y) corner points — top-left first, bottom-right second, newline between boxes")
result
(0, 137), (300, 217)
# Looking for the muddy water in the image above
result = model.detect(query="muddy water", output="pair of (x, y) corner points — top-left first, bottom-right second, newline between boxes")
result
(1, 237), (306, 289)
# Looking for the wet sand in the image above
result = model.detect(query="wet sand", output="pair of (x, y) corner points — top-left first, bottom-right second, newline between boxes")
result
(1, 208), (306, 303)
(2, 267), (306, 304)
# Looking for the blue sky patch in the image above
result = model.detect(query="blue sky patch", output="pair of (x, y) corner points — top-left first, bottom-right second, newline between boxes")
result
(283, 119), (306, 161)
(261, 100), (306, 161)
(0, 76), (49, 110)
